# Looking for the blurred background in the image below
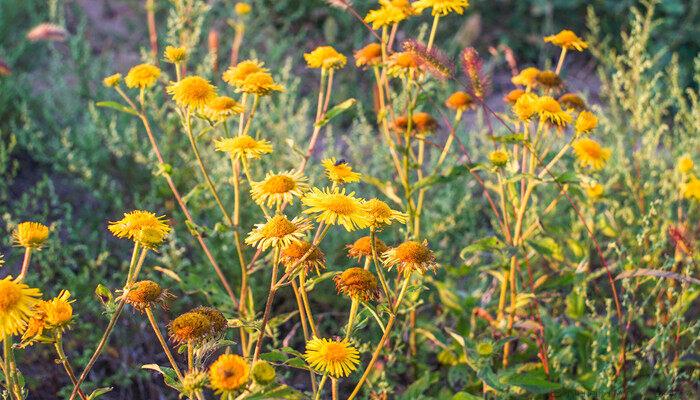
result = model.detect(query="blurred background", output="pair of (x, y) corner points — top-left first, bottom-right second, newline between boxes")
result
(0, 0), (698, 398)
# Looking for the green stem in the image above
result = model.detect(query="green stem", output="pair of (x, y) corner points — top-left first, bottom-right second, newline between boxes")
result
(145, 307), (184, 380)
(54, 334), (88, 400)
(427, 14), (440, 50)
(315, 373), (329, 400)
(3, 337), (15, 400)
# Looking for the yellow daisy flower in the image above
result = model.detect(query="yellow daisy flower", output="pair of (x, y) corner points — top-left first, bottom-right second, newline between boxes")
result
(683, 178), (700, 201)
(575, 110), (598, 135)
(511, 67), (540, 88)
(445, 91), (473, 112)
(41, 290), (74, 327)
(382, 240), (438, 277)
(214, 135), (273, 160)
(364, 198), (407, 227)
(304, 46), (347, 70)
(387, 51), (421, 78)
(163, 46), (187, 64)
(364, 0), (415, 29)
(204, 96), (244, 122)
(544, 30), (588, 51)
(0, 276), (41, 337)
(251, 170), (309, 208)
(124, 63), (161, 89)
(322, 158), (361, 184)
(414, 0), (469, 16)
(304, 337), (360, 378)
(512, 92), (538, 121)
(223, 59), (267, 88)
(234, 2), (252, 16)
(503, 89), (525, 105)
(210, 354), (249, 393)
(167, 75), (217, 110)
(354, 43), (382, 68)
(677, 155), (694, 174)
(245, 215), (312, 251)
(536, 96), (572, 126)
(103, 73), (122, 87)
(12, 221), (49, 249)
(108, 210), (172, 249)
(488, 150), (509, 167)
(301, 187), (370, 231)
(572, 138), (611, 170)
(583, 181), (604, 200)
(238, 71), (285, 95)
(334, 267), (380, 301)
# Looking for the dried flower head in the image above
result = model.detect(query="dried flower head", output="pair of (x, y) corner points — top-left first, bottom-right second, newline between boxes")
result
(364, 199), (407, 227)
(0, 60), (11, 76)
(347, 236), (389, 260)
(209, 354), (250, 393)
(572, 138), (611, 170)
(215, 135), (273, 160)
(12, 222), (49, 249)
(302, 187), (370, 231)
(461, 47), (488, 100)
(164, 46), (187, 63)
(167, 76), (217, 110)
(125, 64), (161, 89)
(192, 306), (228, 336)
(251, 170), (309, 208)
(125, 280), (172, 312)
(558, 93), (586, 111)
(108, 210), (171, 249)
(0, 276), (41, 337)
(204, 96), (244, 122)
(169, 311), (213, 344)
(403, 40), (454, 80)
(335, 267), (380, 301)
(280, 241), (326, 274)
(383, 240), (438, 277)
(103, 73), (122, 87)
(304, 337), (360, 378)
(245, 215), (312, 251)
(575, 110), (598, 135)
(544, 30), (588, 51)
(354, 43), (382, 68)
(322, 158), (361, 184)
(414, 0), (469, 16)
(304, 46), (347, 70)
(535, 70), (562, 90)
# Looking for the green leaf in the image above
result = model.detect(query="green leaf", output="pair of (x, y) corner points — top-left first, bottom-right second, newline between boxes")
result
(246, 385), (304, 400)
(452, 392), (482, 400)
(460, 236), (506, 259)
(260, 350), (288, 363)
(413, 164), (478, 191)
(554, 171), (579, 183)
(477, 367), (507, 391)
(398, 371), (434, 399)
(142, 364), (181, 390)
(315, 98), (356, 127)
(501, 371), (562, 394)
(87, 387), (113, 400)
(491, 133), (527, 144)
(96, 101), (138, 115)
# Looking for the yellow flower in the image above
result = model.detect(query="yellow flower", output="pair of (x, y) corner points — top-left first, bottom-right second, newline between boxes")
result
(108, 210), (171, 249)
(383, 240), (438, 277)
(223, 59), (267, 88)
(347, 236), (388, 260)
(387, 51), (420, 78)
(414, 0), (469, 16)
(235, 2), (252, 16)
(572, 138), (611, 170)
(210, 354), (249, 393)
(536, 96), (572, 126)
(238, 71), (285, 95)
(245, 215), (312, 251)
(0, 276), (41, 337)
(488, 150), (509, 167)
(124, 63), (161, 89)
(167, 76), (217, 110)
(251, 170), (309, 208)
(302, 187), (371, 231)
(163, 46), (187, 63)
(12, 222), (49, 249)
(503, 89), (525, 105)
(42, 290), (73, 327)
(334, 267), (380, 301)
(215, 135), (273, 160)
(512, 92), (538, 121)
(558, 93), (586, 111)
(304, 337), (360, 378)
(583, 182), (604, 200)
(354, 43), (382, 68)
(304, 46), (347, 70)
(204, 96), (244, 122)
(445, 91), (473, 112)
(364, 199), (407, 227)
(511, 67), (540, 88)
(544, 30), (588, 51)
(103, 73), (122, 87)
(678, 155), (694, 174)
(322, 158), (361, 184)
(683, 178), (700, 201)
(280, 241), (326, 274)
(575, 110), (598, 135)
(364, 0), (415, 29)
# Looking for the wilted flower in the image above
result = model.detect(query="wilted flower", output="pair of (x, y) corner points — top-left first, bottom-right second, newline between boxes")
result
(347, 236), (389, 260)
(383, 240), (438, 277)
(334, 267), (381, 301)
(364, 199), (407, 227)
(280, 241), (326, 274)
(536, 96), (572, 126)
(558, 93), (586, 111)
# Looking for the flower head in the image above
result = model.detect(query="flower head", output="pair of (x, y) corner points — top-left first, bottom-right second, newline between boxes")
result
(12, 222), (49, 249)
(0, 276), (41, 337)
(167, 76), (217, 110)
(583, 181), (604, 200)
(322, 158), (361, 184)
(125, 63), (161, 89)
(125, 280), (172, 312)
(364, 0), (415, 29)
(572, 138), (611, 170)
(280, 241), (326, 274)
(536, 96), (572, 126)
(512, 92), (538, 121)
(209, 354), (250, 393)
(103, 73), (122, 87)
(235, 2), (252, 15)
(245, 215), (312, 251)
(504, 89), (525, 105)
(445, 91), (473, 112)
(42, 290), (73, 327)
(164, 46), (187, 63)
(575, 110), (598, 135)
(304, 337), (360, 378)
(558, 93), (586, 111)
(383, 240), (438, 277)
(347, 236), (388, 260)
(535, 70), (562, 90)
(354, 43), (382, 68)
(544, 30), (588, 51)
(364, 199), (407, 227)
(204, 96), (243, 122)
(251, 361), (276, 385)
(302, 187), (370, 231)
(678, 155), (694, 174)
(488, 150), (509, 167)
(511, 67), (539, 88)
(304, 46), (347, 70)
(223, 60), (266, 88)
(192, 306), (228, 336)
(683, 178), (700, 201)
(251, 170), (309, 208)
(414, 0), (469, 16)
(387, 51), (420, 78)
(181, 370), (208, 399)
(108, 210), (171, 249)
(215, 135), (273, 160)
(335, 267), (380, 301)
(169, 311), (213, 344)
(238, 72), (285, 95)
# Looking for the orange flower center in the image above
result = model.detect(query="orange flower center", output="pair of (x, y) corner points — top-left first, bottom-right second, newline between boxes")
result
(262, 175), (296, 194)
(0, 281), (21, 312)
(261, 216), (298, 238)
